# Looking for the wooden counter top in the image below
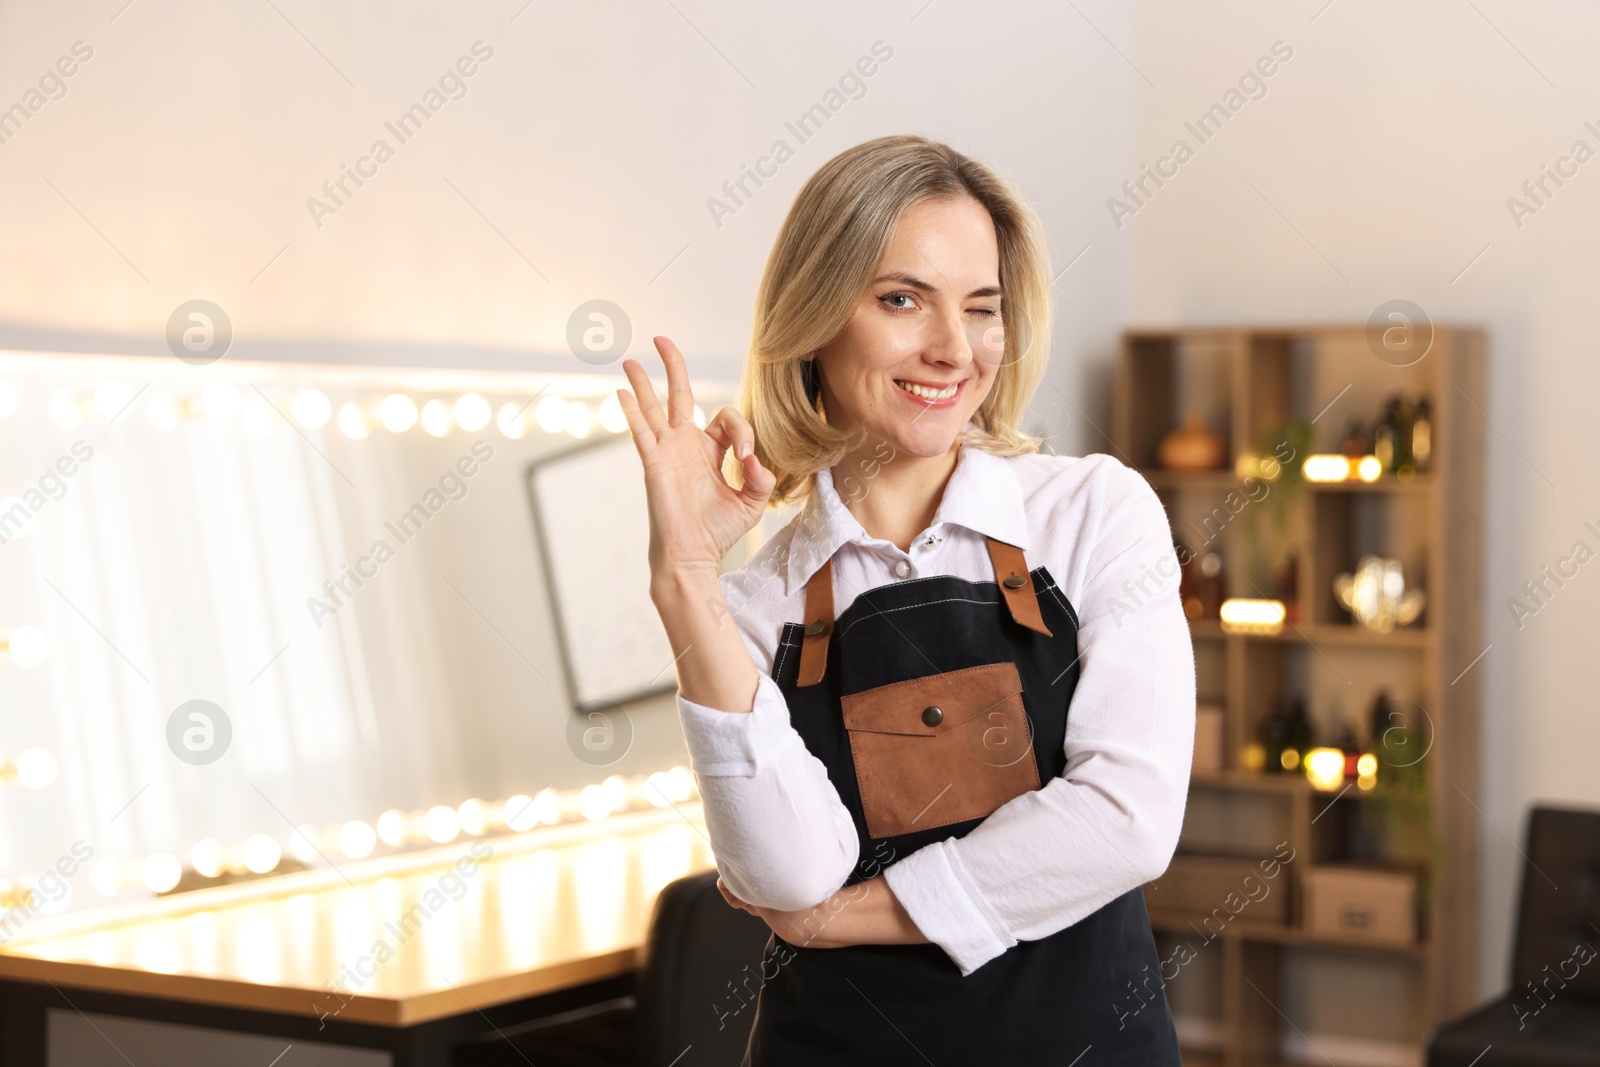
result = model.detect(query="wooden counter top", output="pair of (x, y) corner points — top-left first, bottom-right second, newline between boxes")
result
(0, 805), (715, 1027)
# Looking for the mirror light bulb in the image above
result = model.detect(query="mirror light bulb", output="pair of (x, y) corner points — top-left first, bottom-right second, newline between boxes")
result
(5, 625), (49, 667)
(200, 382), (241, 421)
(338, 820), (377, 859)
(142, 852), (183, 893)
(455, 393), (491, 432)
(597, 394), (627, 433)
(90, 857), (120, 897)
(241, 834), (282, 874)
(534, 788), (562, 825)
(191, 838), (224, 879)
(287, 825), (319, 863)
(423, 805), (459, 843)
(49, 389), (82, 428)
(376, 809), (408, 848)
(242, 397), (277, 437)
(664, 765), (696, 803)
(534, 395), (568, 433)
(420, 398), (452, 437)
(337, 402), (369, 440)
(503, 795), (537, 832)
(565, 400), (594, 439)
(578, 784), (611, 821)
(95, 379), (135, 421)
(380, 393), (418, 433)
(292, 389), (332, 429)
(33, 879), (73, 915)
(458, 798), (488, 836)
(646, 772), (672, 808)
(497, 402), (528, 440)
(15, 747), (56, 788)
(149, 391), (179, 431)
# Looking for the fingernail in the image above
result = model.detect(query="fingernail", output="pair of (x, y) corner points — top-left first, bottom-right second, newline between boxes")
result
(737, 442), (751, 459)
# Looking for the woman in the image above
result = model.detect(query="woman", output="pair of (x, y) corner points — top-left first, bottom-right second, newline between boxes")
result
(617, 135), (1194, 1065)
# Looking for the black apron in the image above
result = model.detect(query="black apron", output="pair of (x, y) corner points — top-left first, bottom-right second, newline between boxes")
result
(740, 533), (1182, 1066)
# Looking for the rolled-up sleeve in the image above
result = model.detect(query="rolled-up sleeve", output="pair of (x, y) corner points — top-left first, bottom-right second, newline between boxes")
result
(677, 671), (807, 776)
(885, 459), (1196, 976)
(676, 606), (860, 912)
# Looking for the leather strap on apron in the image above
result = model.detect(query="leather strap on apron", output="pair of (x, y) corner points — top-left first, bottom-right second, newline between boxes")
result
(987, 538), (1053, 638)
(796, 549), (835, 687)
(796, 535), (1050, 687)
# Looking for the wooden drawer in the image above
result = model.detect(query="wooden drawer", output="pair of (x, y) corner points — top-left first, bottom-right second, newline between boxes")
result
(1302, 865), (1416, 945)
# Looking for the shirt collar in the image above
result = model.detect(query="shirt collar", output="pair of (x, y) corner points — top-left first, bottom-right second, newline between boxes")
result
(782, 426), (1030, 597)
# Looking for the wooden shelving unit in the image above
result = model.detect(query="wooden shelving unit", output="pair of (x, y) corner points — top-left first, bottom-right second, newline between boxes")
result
(1114, 325), (1485, 1067)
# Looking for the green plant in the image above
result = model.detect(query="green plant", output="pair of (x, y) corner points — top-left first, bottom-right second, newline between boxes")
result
(1241, 419), (1311, 592)
(1365, 720), (1445, 926)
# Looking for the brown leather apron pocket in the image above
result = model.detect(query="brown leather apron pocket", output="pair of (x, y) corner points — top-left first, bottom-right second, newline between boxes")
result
(840, 661), (1041, 840)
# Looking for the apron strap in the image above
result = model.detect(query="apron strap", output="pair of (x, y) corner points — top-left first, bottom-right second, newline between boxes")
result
(796, 557), (835, 687)
(793, 535), (1052, 687)
(987, 538), (1054, 637)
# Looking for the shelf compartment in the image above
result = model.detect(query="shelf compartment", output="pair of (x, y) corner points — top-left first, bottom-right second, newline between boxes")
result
(1239, 624), (1430, 732)
(1309, 490), (1431, 630)
(1118, 332), (1239, 471)
(1176, 786), (1299, 859)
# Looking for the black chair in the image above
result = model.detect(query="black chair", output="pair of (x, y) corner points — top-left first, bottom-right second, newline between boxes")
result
(454, 869), (774, 1067)
(1427, 806), (1600, 1065)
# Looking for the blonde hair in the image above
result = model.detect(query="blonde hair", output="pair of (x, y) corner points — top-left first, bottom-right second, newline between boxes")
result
(736, 134), (1052, 507)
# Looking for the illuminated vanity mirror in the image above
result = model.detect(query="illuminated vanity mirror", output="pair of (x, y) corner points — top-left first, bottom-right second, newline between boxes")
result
(0, 350), (738, 921)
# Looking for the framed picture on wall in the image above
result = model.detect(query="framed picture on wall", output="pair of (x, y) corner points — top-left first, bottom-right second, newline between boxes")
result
(526, 435), (678, 712)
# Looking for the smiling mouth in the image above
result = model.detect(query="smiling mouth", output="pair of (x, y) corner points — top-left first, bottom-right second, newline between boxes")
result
(894, 379), (961, 401)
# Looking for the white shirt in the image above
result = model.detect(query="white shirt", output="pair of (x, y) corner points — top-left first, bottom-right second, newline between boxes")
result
(674, 431), (1195, 976)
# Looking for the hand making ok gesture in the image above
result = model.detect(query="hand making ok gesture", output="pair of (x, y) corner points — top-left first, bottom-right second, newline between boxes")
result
(616, 336), (777, 577)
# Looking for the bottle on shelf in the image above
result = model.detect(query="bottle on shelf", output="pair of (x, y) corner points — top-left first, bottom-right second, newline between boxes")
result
(1261, 698), (1292, 774)
(1412, 396), (1433, 473)
(1393, 395), (1416, 478)
(1374, 396), (1397, 472)
(1285, 697), (1314, 771)
(1196, 552), (1224, 618)
(1336, 721), (1363, 778)
(1176, 539), (1201, 620)
(1341, 417), (1367, 459)
(1277, 551), (1301, 623)
(1368, 688), (1401, 762)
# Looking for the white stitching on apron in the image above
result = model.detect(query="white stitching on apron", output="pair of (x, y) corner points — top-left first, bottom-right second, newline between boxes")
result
(772, 624), (800, 682)
(835, 595), (1003, 644)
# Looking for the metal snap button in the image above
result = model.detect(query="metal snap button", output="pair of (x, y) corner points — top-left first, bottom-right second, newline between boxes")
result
(921, 705), (943, 727)
(804, 619), (827, 637)
(1003, 573), (1027, 589)
(893, 558), (912, 579)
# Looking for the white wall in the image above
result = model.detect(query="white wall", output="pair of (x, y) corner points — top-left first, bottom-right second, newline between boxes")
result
(0, 0), (1130, 395)
(1126, 0), (1600, 997)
